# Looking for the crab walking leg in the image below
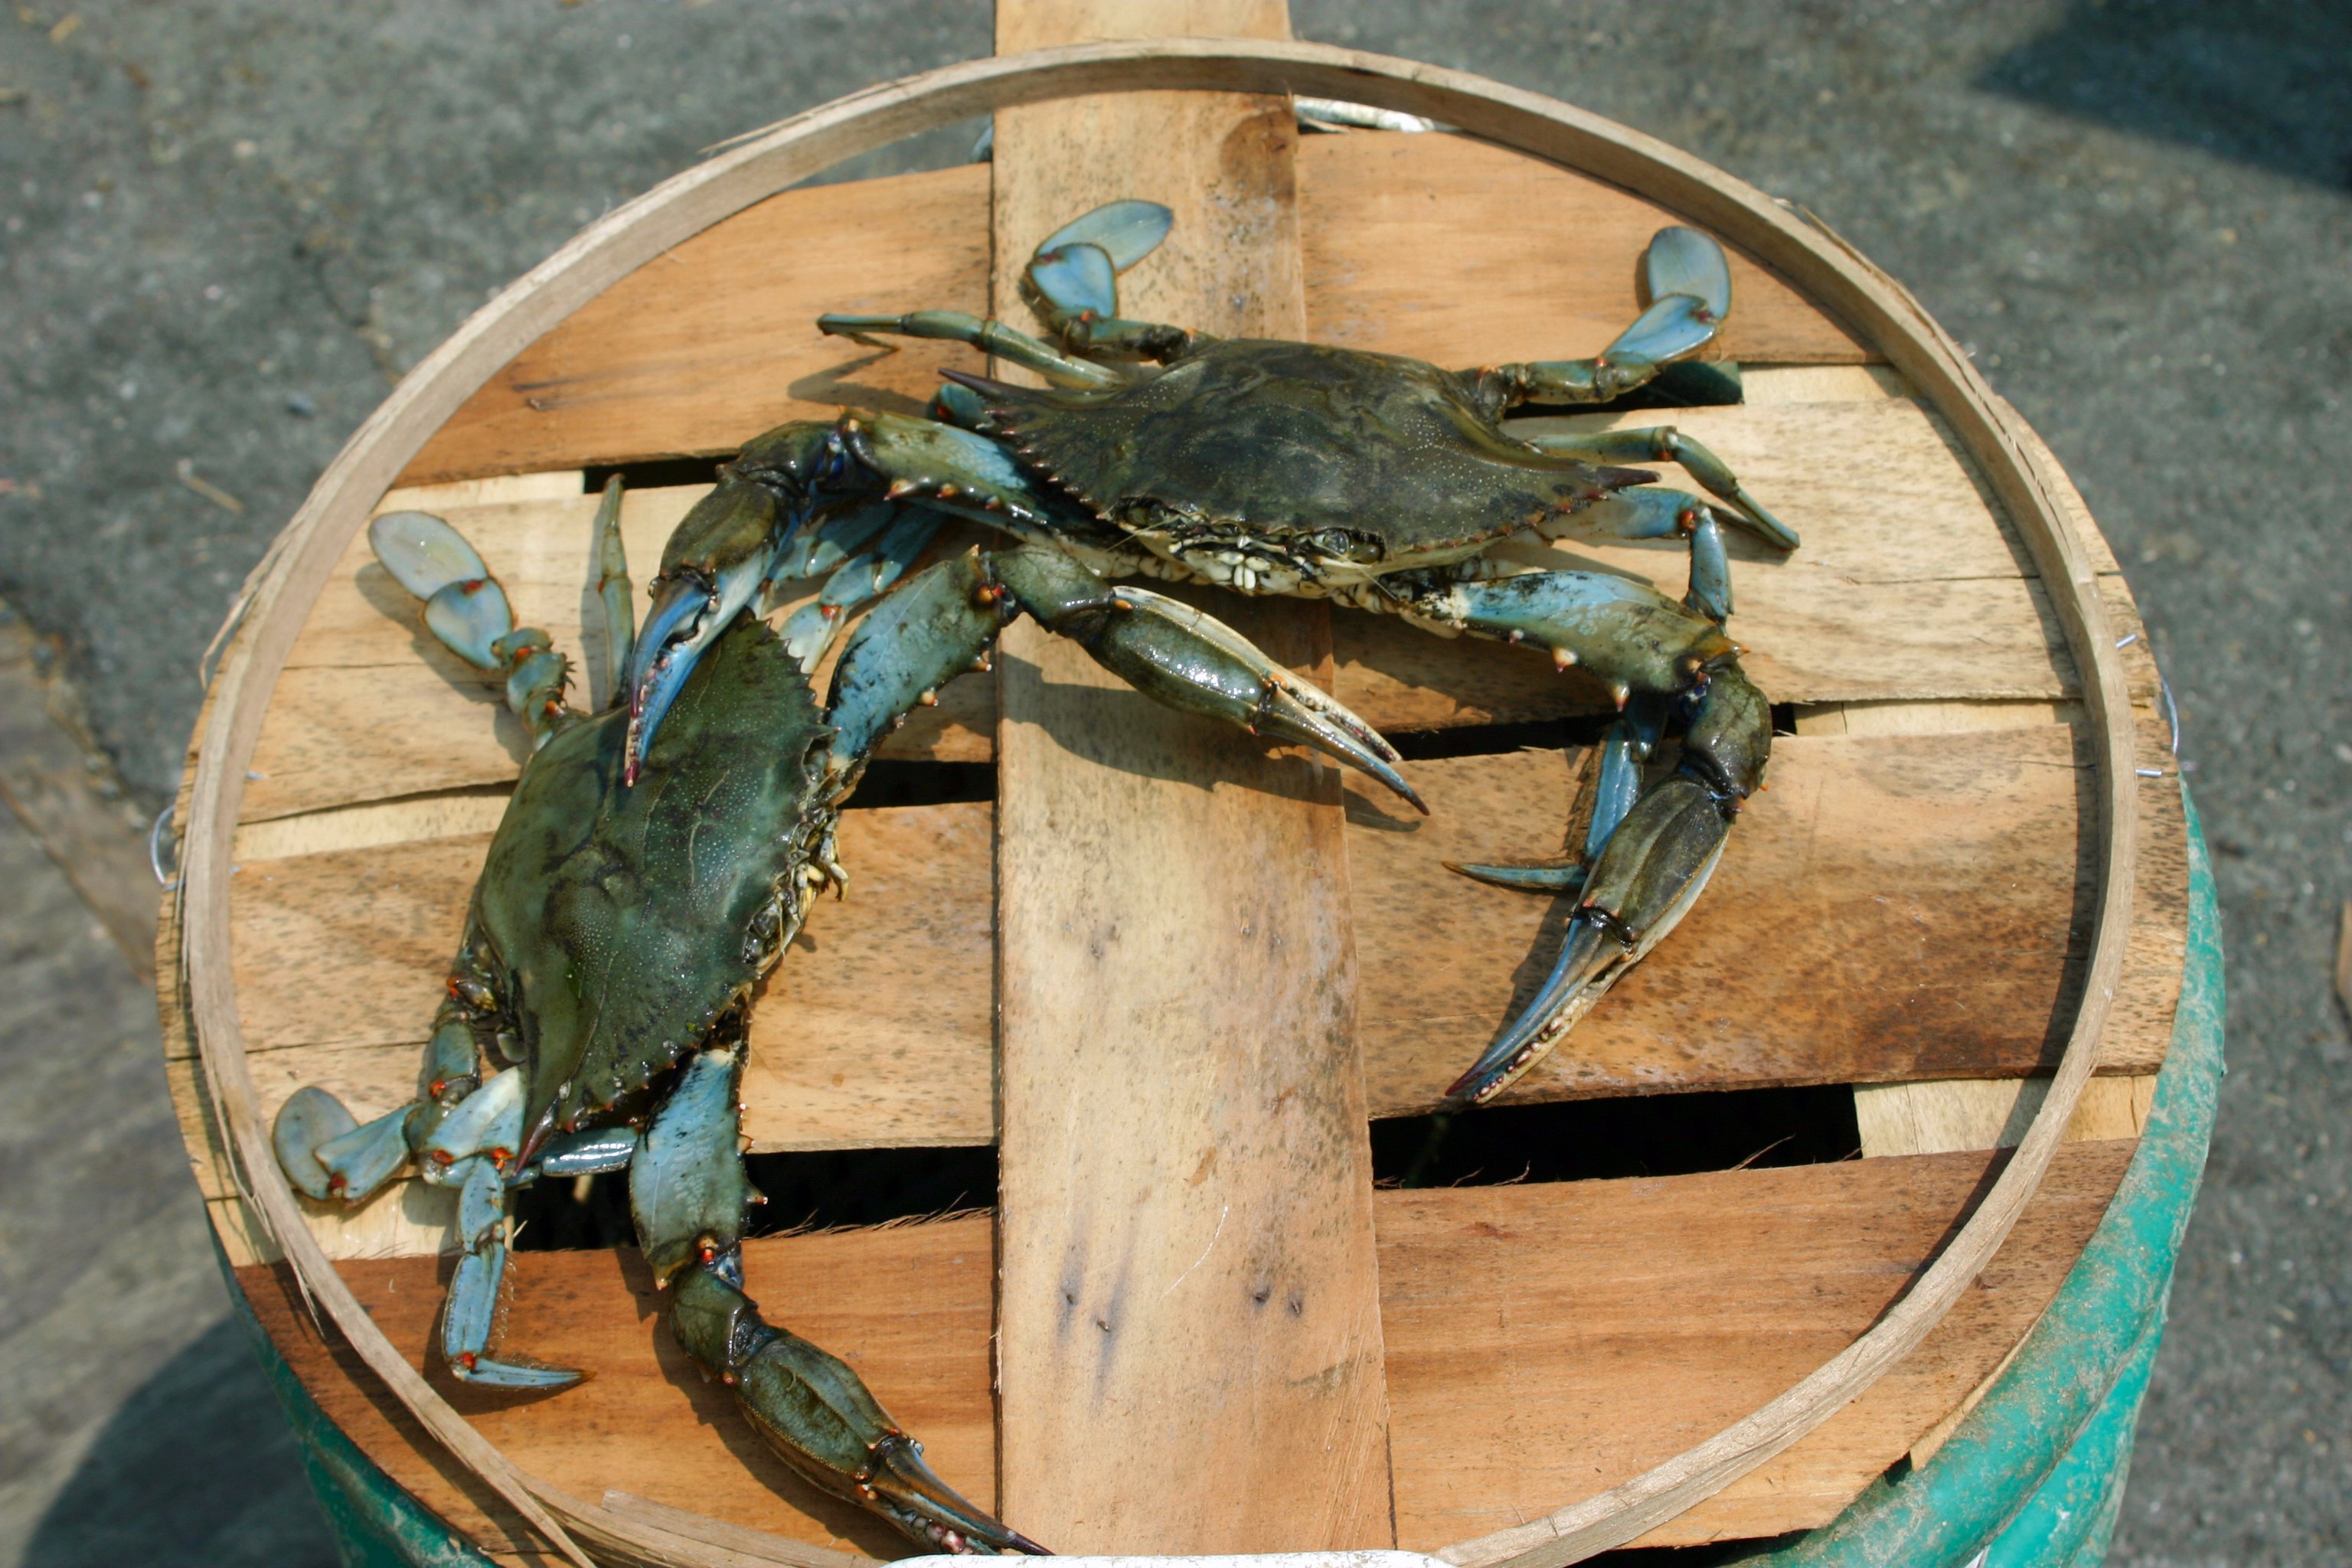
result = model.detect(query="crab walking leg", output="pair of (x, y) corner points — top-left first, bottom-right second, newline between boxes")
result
(368, 509), (577, 749)
(286, 1062), (590, 1392)
(1470, 226), (1733, 408)
(1396, 569), (1770, 1104)
(776, 504), (946, 671)
(1524, 426), (1798, 550)
(591, 475), (635, 699)
(816, 308), (1124, 390)
(272, 918), (514, 1202)
(1015, 197), (1201, 366)
(1532, 486), (1741, 622)
(624, 409), (1104, 769)
(632, 1047), (1047, 1556)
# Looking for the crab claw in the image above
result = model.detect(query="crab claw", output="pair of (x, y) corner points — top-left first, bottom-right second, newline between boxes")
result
(1443, 670), (1768, 1107)
(671, 1264), (1048, 1556)
(625, 482), (781, 782)
(1093, 584), (1420, 806)
(994, 548), (1425, 812)
(861, 1435), (1053, 1557)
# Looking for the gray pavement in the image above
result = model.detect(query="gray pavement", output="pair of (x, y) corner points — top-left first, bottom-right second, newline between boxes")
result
(0, 3), (2344, 1564)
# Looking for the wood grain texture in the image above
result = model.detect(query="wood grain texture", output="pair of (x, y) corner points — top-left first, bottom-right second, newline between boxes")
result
(159, 38), (2162, 1567)
(245, 391), (2111, 825)
(240, 487), (990, 824)
(211, 726), (2177, 1163)
(1387, 1142), (2135, 1550)
(1854, 1073), (2157, 1158)
(402, 167), (991, 486)
(232, 1142), (2127, 1561)
(987, 1), (1393, 1552)
(1295, 129), (1871, 368)
(394, 133), (1870, 489)
(236, 1217), (1000, 1566)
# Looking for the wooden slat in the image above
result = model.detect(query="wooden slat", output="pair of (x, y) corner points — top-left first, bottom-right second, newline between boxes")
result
(395, 136), (1870, 488)
(401, 166), (992, 486)
(240, 488), (989, 824)
(1296, 129), (1872, 368)
(250, 391), (2104, 823)
(1854, 1074), (2158, 1158)
(236, 1142), (2126, 1560)
(987, 0), (1392, 1552)
(1378, 1142), (2134, 1550)
(236, 1216), (1000, 1564)
(162, 39), (2165, 1568)
(214, 723), (2180, 1163)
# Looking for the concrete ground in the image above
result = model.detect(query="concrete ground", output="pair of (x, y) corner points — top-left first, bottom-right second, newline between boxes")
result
(0, 3), (2344, 1564)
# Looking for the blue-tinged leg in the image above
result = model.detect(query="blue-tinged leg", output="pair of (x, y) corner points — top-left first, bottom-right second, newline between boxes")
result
(778, 505), (947, 671)
(274, 1088), (398, 1202)
(1393, 569), (1770, 1105)
(443, 1161), (581, 1390)
(368, 509), (575, 748)
(1472, 227), (1735, 407)
(1526, 485), (1739, 622)
(764, 501), (895, 596)
(1015, 198), (1196, 364)
(426, 1068), (582, 1389)
(624, 410), (1099, 771)
(592, 476), (634, 703)
(1522, 425), (1798, 550)
(817, 307), (1124, 390)
(634, 1047), (1047, 1556)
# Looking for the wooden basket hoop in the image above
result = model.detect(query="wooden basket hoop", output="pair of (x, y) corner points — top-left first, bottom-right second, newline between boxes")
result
(175, 38), (2137, 1568)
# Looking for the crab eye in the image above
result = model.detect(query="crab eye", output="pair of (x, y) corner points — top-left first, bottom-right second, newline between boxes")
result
(1312, 528), (1380, 564)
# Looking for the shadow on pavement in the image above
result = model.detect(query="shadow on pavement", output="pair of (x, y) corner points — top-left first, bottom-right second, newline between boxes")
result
(1978, 0), (2352, 189)
(21, 1315), (335, 1568)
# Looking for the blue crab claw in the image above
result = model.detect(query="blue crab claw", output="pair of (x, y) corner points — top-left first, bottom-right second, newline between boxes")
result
(1446, 776), (1735, 1108)
(670, 1263), (1049, 1554)
(1446, 858), (1586, 894)
(625, 552), (768, 783)
(1047, 576), (1426, 813)
(1642, 227), (1733, 320)
(1036, 198), (1172, 271)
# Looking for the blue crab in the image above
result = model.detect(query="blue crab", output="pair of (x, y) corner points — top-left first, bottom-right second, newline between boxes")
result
(273, 202), (1792, 1554)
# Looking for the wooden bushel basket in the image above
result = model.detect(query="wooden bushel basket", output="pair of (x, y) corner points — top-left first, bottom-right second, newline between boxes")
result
(162, 11), (2185, 1567)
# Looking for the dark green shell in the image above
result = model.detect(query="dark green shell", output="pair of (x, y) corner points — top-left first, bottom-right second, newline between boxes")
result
(977, 339), (1647, 557)
(474, 616), (832, 1145)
